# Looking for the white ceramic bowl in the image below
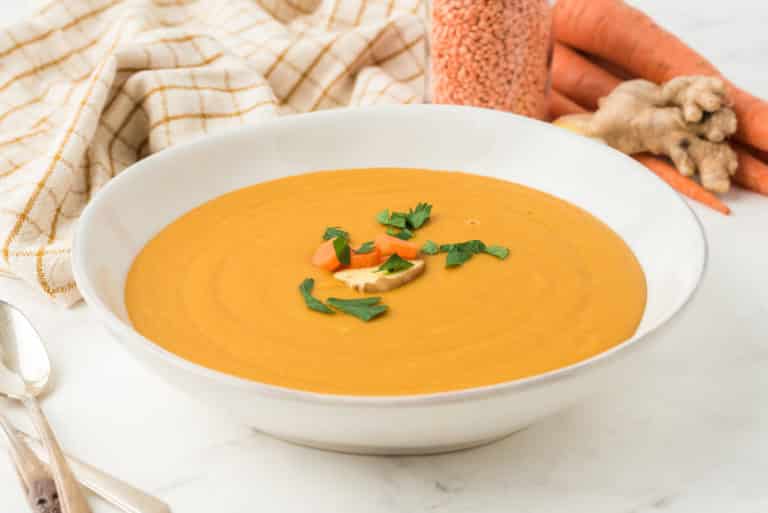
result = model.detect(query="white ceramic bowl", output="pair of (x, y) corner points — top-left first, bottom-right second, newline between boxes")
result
(73, 105), (706, 455)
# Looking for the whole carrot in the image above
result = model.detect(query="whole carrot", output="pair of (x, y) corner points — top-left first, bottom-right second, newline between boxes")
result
(634, 154), (731, 215)
(549, 90), (587, 120)
(748, 147), (768, 164)
(552, 43), (621, 110)
(734, 146), (768, 196)
(552, 0), (768, 152)
(553, 89), (731, 214)
(585, 53), (634, 81)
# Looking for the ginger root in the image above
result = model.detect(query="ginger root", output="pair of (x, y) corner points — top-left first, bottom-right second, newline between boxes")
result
(555, 76), (738, 193)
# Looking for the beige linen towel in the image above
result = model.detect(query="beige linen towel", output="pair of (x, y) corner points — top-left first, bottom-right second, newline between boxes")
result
(0, 0), (426, 305)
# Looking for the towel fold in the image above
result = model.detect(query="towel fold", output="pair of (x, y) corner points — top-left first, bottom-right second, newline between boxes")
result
(0, 0), (427, 305)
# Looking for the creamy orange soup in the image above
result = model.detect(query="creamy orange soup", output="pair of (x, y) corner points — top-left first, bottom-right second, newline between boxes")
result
(125, 169), (646, 395)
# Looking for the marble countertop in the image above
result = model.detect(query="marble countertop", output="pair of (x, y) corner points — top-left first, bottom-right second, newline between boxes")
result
(1, 1), (767, 511)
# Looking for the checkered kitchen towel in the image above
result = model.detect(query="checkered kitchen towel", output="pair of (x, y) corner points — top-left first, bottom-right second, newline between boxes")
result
(0, 0), (426, 306)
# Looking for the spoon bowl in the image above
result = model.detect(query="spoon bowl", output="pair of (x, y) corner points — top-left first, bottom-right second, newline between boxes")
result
(0, 300), (51, 400)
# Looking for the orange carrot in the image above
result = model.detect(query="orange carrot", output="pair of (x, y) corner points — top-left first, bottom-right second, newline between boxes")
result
(349, 246), (381, 268)
(549, 90), (588, 120)
(734, 146), (768, 196)
(553, 89), (731, 214)
(748, 147), (768, 164)
(634, 154), (731, 215)
(552, 43), (621, 110)
(586, 53), (634, 81)
(552, 0), (768, 152)
(375, 234), (420, 260)
(311, 240), (341, 271)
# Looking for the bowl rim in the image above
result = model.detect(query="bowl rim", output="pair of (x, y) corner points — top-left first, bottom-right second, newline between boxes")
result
(72, 104), (708, 407)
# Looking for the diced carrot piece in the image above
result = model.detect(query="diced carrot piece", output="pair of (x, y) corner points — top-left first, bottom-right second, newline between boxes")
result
(349, 247), (381, 269)
(311, 240), (341, 271)
(375, 234), (419, 260)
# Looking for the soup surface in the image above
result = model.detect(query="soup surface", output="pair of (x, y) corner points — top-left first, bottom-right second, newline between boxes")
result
(125, 168), (646, 395)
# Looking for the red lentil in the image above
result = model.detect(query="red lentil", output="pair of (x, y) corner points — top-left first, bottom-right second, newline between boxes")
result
(431, 0), (552, 119)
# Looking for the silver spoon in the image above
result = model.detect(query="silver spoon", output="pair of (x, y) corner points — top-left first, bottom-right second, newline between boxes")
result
(0, 300), (171, 513)
(0, 300), (88, 513)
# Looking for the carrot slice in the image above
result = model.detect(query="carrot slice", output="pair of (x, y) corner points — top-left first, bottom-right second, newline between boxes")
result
(375, 234), (420, 260)
(311, 240), (341, 271)
(349, 247), (381, 269)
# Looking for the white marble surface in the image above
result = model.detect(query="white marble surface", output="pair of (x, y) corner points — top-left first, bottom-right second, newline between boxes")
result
(1, 1), (767, 511)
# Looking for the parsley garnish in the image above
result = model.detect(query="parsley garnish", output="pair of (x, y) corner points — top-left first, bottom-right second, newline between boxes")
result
(299, 278), (334, 314)
(440, 240), (486, 254)
(377, 203), (432, 230)
(355, 241), (375, 254)
(431, 240), (509, 268)
(333, 236), (351, 266)
(326, 297), (388, 321)
(393, 228), (414, 240)
(386, 226), (414, 240)
(323, 226), (349, 241)
(484, 245), (510, 260)
(406, 202), (432, 229)
(377, 209), (408, 229)
(378, 254), (414, 274)
(446, 246), (475, 267)
(442, 240), (486, 266)
(421, 240), (439, 255)
(300, 279), (388, 320)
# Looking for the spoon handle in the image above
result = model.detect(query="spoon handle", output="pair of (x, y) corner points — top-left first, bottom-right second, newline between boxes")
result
(0, 414), (60, 513)
(22, 396), (92, 513)
(16, 429), (172, 513)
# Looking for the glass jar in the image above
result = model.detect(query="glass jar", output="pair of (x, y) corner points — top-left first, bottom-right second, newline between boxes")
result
(429, 0), (552, 120)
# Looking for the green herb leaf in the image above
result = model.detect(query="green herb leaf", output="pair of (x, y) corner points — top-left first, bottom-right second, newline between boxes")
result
(463, 240), (486, 253)
(429, 239), (507, 267)
(333, 236), (351, 266)
(299, 278), (334, 314)
(421, 240), (439, 255)
(329, 297), (382, 306)
(440, 240), (486, 254)
(327, 297), (388, 321)
(386, 227), (398, 236)
(322, 226), (349, 241)
(446, 247), (474, 267)
(378, 203), (433, 230)
(406, 202), (432, 229)
(354, 241), (375, 254)
(390, 212), (408, 228)
(441, 240), (487, 267)
(377, 209), (409, 229)
(378, 254), (414, 274)
(393, 228), (414, 240)
(484, 245), (510, 260)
